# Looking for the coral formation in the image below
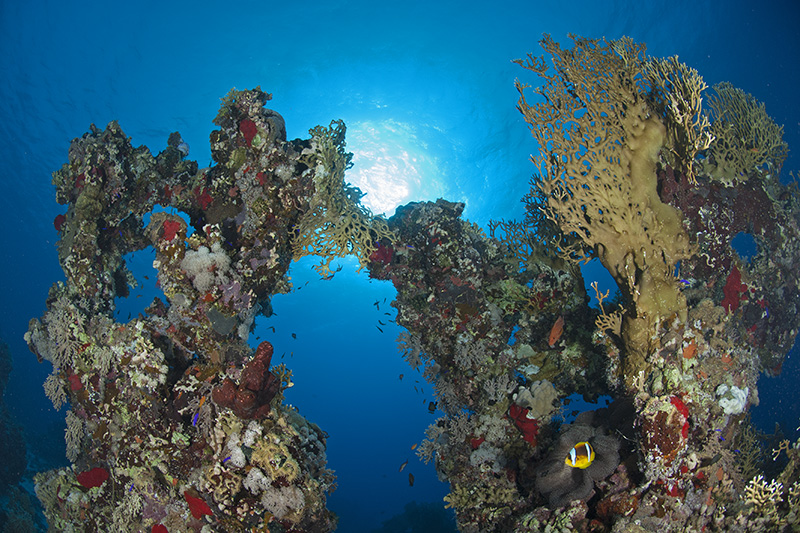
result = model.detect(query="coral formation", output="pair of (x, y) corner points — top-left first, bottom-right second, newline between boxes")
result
(704, 81), (789, 185)
(28, 32), (800, 532)
(291, 120), (395, 277)
(514, 35), (693, 388)
(368, 34), (800, 532)
(29, 88), (339, 531)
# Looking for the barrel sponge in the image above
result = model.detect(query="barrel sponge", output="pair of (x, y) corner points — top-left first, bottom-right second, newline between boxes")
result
(535, 417), (620, 508)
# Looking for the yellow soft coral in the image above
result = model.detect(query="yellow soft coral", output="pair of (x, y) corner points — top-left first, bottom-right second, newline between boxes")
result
(515, 35), (692, 387)
(292, 120), (394, 277)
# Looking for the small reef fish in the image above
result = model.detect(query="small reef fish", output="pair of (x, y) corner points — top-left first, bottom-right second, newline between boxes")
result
(408, 473), (414, 487)
(192, 396), (208, 426)
(548, 315), (565, 348)
(399, 459), (408, 472)
(565, 441), (595, 469)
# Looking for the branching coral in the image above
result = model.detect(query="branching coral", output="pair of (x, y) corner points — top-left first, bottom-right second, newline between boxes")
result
(643, 54), (715, 184)
(292, 120), (395, 277)
(515, 34), (693, 387)
(704, 81), (788, 185)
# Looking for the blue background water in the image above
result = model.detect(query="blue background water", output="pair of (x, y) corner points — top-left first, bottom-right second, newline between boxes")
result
(1, 1), (799, 530)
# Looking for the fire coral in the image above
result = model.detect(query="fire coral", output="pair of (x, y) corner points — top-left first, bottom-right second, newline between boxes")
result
(515, 35), (692, 388)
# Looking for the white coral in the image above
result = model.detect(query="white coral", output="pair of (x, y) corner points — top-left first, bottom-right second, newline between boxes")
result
(261, 485), (305, 520)
(180, 242), (231, 293)
(716, 384), (748, 415)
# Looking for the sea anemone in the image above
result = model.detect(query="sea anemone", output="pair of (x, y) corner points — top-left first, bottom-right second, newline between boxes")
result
(535, 410), (620, 507)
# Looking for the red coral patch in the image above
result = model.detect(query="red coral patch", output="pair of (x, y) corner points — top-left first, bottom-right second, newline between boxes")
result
(508, 404), (539, 446)
(68, 374), (83, 391)
(54, 214), (67, 232)
(184, 490), (213, 519)
(194, 187), (213, 210)
(239, 119), (258, 147)
(162, 219), (182, 241)
(721, 265), (747, 313)
(77, 467), (109, 488)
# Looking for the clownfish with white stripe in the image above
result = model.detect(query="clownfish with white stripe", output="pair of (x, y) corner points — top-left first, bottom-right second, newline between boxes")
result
(565, 441), (595, 469)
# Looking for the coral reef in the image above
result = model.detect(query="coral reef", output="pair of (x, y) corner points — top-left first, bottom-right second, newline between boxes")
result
(28, 88), (347, 531)
(30, 32), (800, 532)
(515, 35), (693, 388)
(370, 34), (800, 532)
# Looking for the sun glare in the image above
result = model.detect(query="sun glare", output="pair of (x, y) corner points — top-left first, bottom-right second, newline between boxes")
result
(347, 120), (439, 217)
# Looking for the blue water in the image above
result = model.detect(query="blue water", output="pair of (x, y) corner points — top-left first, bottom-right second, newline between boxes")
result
(1, 1), (798, 531)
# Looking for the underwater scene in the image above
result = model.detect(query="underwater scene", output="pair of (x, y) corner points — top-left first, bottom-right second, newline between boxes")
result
(1, 1), (800, 532)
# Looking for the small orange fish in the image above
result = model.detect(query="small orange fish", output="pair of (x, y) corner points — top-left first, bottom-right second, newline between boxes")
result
(399, 459), (408, 472)
(548, 315), (565, 348)
(411, 443), (417, 450)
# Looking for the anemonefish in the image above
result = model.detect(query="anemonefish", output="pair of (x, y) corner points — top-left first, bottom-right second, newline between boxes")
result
(565, 441), (595, 469)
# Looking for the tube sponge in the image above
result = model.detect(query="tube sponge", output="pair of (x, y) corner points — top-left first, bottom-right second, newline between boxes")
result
(535, 413), (620, 508)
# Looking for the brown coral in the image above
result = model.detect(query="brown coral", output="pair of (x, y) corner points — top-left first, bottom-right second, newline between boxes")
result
(212, 341), (279, 419)
(515, 35), (692, 387)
